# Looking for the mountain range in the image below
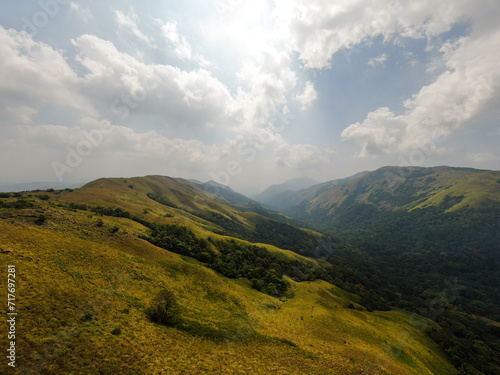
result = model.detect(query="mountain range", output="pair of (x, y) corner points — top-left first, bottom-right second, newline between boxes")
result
(1, 166), (499, 374)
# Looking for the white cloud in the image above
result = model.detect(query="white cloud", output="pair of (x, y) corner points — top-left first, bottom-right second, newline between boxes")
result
(295, 81), (318, 110)
(273, 0), (477, 69)
(114, 10), (152, 45)
(236, 47), (298, 128)
(0, 26), (92, 125)
(331, 1), (500, 157)
(161, 21), (193, 61)
(72, 34), (240, 129)
(368, 53), (388, 67)
(341, 107), (404, 157)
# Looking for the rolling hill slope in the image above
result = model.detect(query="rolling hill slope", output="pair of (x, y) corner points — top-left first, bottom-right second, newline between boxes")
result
(0, 176), (459, 374)
(262, 166), (500, 374)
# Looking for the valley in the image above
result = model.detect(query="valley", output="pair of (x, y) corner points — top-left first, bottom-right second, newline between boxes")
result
(0, 166), (499, 374)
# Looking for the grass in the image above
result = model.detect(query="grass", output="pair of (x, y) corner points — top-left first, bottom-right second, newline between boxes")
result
(0, 185), (459, 374)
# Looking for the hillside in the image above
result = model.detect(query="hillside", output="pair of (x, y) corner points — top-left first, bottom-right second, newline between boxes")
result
(279, 166), (500, 220)
(264, 166), (500, 374)
(255, 172), (370, 212)
(0, 176), (459, 374)
(253, 177), (322, 209)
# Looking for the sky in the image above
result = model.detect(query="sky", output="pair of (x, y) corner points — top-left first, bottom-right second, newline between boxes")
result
(0, 0), (499, 195)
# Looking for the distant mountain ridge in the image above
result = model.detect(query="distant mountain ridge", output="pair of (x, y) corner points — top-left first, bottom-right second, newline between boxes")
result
(277, 166), (500, 226)
(253, 177), (321, 208)
(254, 172), (370, 211)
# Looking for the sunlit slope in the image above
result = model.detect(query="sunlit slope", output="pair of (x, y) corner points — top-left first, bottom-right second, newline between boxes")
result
(53, 175), (332, 257)
(284, 166), (500, 219)
(0, 197), (457, 374)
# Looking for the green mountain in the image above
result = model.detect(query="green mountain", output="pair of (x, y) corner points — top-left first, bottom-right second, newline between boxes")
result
(265, 166), (500, 374)
(254, 172), (369, 212)
(0, 174), (460, 374)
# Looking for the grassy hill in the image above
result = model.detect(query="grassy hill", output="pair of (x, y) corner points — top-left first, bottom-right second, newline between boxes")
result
(280, 166), (500, 219)
(264, 166), (500, 374)
(0, 177), (458, 374)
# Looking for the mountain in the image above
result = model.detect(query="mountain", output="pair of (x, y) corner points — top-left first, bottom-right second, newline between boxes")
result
(263, 166), (500, 374)
(0, 174), (459, 374)
(278, 166), (500, 237)
(253, 177), (321, 209)
(254, 173), (370, 211)
(191, 180), (256, 206)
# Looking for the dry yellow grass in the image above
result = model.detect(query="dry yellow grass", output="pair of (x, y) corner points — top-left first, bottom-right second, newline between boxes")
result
(0, 189), (458, 374)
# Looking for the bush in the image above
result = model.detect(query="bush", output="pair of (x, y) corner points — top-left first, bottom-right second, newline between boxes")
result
(81, 311), (94, 322)
(34, 215), (46, 225)
(147, 289), (180, 326)
(110, 226), (119, 234)
(111, 327), (122, 335)
(38, 195), (50, 201)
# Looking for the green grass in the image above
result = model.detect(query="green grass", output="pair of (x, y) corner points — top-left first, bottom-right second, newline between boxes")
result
(0, 185), (459, 374)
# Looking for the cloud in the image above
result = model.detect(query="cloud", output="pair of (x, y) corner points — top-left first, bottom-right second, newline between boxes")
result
(273, 0), (476, 69)
(236, 47), (298, 127)
(332, 1), (500, 157)
(295, 81), (318, 110)
(0, 26), (92, 125)
(161, 21), (193, 61)
(368, 53), (388, 67)
(72, 34), (240, 129)
(114, 10), (152, 45)
(341, 107), (404, 157)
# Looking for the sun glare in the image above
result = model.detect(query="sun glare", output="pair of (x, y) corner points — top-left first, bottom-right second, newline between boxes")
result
(219, 0), (274, 55)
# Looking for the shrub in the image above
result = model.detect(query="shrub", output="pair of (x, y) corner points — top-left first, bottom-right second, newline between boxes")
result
(147, 289), (180, 326)
(34, 215), (46, 225)
(111, 327), (122, 335)
(38, 195), (50, 201)
(110, 226), (119, 234)
(81, 311), (94, 322)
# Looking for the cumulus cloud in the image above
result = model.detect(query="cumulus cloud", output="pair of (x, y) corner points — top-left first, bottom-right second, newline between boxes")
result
(72, 34), (240, 129)
(343, 27), (500, 156)
(0, 26), (92, 125)
(273, 0), (480, 69)
(236, 47), (298, 127)
(341, 107), (404, 157)
(295, 81), (318, 110)
(280, 1), (497, 156)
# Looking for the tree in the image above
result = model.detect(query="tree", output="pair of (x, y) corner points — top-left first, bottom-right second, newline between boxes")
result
(147, 289), (180, 326)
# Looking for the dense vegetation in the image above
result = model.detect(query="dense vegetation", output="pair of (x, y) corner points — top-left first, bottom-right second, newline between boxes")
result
(272, 167), (500, 374)
(143, 223), (321, 297)
(294, 200), (500, 374)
